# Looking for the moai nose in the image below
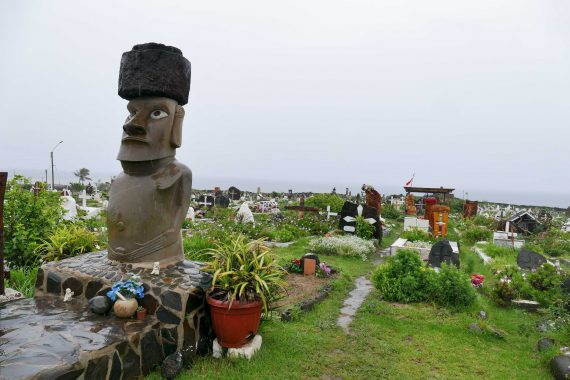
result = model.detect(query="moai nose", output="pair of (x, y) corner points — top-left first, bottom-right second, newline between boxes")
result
(123, 123), (146, 136)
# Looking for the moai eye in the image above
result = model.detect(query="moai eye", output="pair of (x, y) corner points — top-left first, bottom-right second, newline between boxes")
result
(150, 110), (168, 120)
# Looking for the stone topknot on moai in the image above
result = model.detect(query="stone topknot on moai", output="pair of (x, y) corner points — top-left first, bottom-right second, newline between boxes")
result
(107, 43), (193, 265)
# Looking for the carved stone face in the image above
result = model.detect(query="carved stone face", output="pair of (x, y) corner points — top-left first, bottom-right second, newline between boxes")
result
(117, 97), (183, 162)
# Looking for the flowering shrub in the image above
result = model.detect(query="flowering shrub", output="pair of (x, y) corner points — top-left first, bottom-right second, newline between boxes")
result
(287, 258), (303, 274)
(471, 274), (485, 288)
(106, 275), (145, 301)
(316, 262), (332, 278)
(308, 235), (376, 261)
(490, 264), (566, 307)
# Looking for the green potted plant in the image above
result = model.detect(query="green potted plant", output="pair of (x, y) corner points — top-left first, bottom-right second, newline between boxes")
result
(136, 305), (147, 320)
(205, 234), (286, 348)
(106, 275), (145, 318)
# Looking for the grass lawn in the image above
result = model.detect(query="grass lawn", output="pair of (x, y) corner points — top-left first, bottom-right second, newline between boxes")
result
(147, 222), (556, 379)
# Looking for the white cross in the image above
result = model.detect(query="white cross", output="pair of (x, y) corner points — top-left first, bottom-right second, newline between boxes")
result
(200, 197), (212, 208)
(78, 189), (89, 208)
(326, 205), (338, 220)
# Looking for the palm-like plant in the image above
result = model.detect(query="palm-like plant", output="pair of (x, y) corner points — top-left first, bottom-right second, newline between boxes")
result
(206, 234), (286, 315)
(73, 168), (92, 184)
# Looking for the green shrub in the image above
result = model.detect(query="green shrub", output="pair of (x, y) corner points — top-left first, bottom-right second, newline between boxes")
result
(355, 216), (375, 240)
(400, 228), (433, 243)
(304, 193), (345, 213)
(528, 263), (563, 291)
(372, 249), (431, 303)
(372, 249), (476, 309)
(490, 264), (565, 307)
(382, 204), (402, 220)
(35, 224), (103, 262)
(432, 264), (477, 308)
(183, 235), (216, 261)
(462, 225), (492, 245)
(5, 267), (38, 298)
(4, 176), (64, 267)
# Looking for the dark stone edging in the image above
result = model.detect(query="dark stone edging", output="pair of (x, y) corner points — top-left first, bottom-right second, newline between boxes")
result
(280, 284), (333, 322)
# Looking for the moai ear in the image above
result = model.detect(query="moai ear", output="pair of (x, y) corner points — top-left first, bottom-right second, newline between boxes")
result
(171, 105), (184, 148)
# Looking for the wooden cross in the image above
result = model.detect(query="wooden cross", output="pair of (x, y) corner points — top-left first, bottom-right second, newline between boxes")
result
(285, 195), (319, 218)
(0, 172), (7, 295)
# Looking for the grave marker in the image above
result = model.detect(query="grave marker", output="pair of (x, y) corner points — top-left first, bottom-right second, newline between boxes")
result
(198, 194), (214, 208)
(285, 195), (319, 218)
(79, 189), (89, 208)
(228, 186), (241, 201)
(326, 205), (338, 220)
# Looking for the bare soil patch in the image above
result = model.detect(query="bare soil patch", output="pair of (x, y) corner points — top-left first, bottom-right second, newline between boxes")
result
(274, 273), (334, 309)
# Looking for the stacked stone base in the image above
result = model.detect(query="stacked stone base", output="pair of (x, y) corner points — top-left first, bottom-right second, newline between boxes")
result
(0, 251), (213, 380)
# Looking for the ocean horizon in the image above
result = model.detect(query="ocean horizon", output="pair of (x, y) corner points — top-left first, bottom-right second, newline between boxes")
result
(5, 168), (569, 209)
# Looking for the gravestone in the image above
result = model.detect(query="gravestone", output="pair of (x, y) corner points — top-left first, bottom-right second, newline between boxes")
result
(228, 186), (241, 201)
(214, 195), (230, 208)
(301, 253), (320, 270)
(338, 201), (382, 241)
(517, 248), (547, 270)
(235, 203), (255, 224)
(428, 239), (459, 268)
(339, 202), (359, 233)
(198, 195), (214, 209)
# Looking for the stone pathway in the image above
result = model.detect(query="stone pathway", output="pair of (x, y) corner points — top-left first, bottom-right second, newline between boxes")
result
(337, 247), (391, 333)
(337, 276), (373, 334)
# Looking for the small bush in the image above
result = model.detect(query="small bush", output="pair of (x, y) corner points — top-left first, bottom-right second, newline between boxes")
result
(432, 264), (477, 308)
(183, 235), (216, 262)
(462, 226), (492, 245)
(372, 249), (431, 303)
(4, 176), (64, 267)
(528, 263), (563, 291)
(382, 204), (402, 220)
(308, 235), (376, 261)
(35, 224), (103, 262)
(355, 216), (375, 240)
(5, 267), (38, 298)
(304, 194), (345, 213)
(372, 249), (476, 309)
(400, 228), (433, 243)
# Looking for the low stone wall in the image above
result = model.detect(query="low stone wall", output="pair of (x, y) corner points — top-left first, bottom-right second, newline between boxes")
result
(0, 251), (213, 379)
(1, 296), (161, 379)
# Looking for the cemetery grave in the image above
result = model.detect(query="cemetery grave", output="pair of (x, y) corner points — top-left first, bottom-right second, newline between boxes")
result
(1, 42), (569, 380)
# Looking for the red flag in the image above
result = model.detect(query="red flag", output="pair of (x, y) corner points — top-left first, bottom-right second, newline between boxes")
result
(405, 173), (415, 187)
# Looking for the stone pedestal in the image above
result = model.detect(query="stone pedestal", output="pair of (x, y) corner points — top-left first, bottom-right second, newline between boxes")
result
(0, 251), (213, 380)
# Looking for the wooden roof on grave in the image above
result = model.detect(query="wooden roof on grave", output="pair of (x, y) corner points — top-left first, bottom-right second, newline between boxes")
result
(404, 186), (455, 194)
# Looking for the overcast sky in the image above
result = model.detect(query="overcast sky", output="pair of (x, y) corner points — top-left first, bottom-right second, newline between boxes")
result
(1, 1), (569, 207)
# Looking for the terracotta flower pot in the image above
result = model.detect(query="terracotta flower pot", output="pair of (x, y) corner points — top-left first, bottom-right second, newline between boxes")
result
(207, 297), (262, 348)
(136, 308), (147, 320)
(113, 298), (138, 318)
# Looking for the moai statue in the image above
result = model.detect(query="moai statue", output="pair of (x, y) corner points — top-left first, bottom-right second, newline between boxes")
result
(107, 43), (192, 266)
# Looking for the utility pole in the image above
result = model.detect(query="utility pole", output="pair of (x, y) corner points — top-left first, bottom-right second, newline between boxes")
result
(50, 141), (63, 190)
